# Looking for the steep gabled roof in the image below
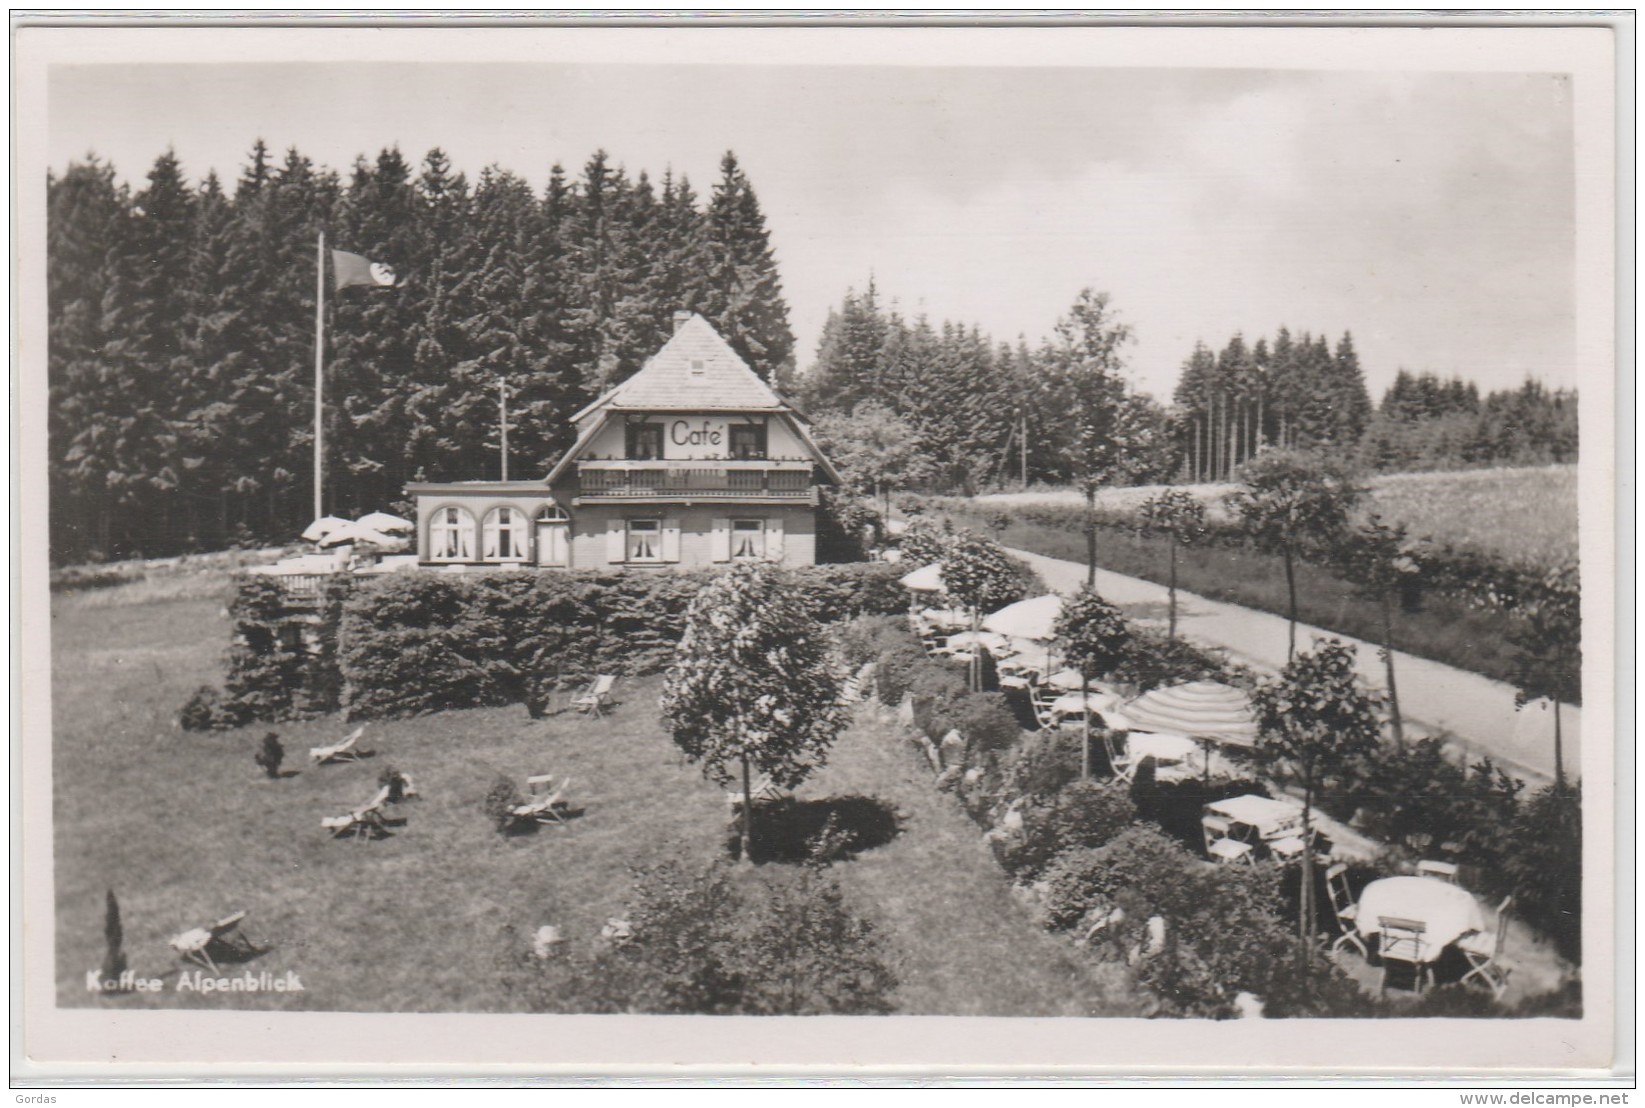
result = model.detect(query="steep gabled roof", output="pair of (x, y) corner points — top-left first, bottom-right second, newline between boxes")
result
(569, 314), (785, 422)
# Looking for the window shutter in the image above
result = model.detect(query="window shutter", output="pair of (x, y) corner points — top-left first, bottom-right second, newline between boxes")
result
(606, 519), (626, 564)
(766, 516), (785, 562)
(661, 518), (682, 563)
(710, 518), (732, 563)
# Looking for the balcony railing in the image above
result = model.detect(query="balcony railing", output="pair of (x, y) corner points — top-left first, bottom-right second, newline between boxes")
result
(577, 462), (815, 499)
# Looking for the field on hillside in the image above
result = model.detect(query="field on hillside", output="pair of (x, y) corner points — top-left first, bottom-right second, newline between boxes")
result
(49, 570), (1138, 1016)
(975, 465), (1578, 566)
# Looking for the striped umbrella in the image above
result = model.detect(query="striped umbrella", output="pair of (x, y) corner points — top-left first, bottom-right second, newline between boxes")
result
(1122, 681), (1259, 748)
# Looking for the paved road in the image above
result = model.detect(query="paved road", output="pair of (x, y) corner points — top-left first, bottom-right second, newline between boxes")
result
(1008, 548), (1580, 790)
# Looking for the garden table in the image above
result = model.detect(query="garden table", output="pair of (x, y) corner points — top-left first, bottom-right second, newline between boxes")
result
(1355, 876), (1487, 960)
(1127, 732), (1199, 765)
(1204, 795), (1305, 842)
(1049, 690), (1122, 720)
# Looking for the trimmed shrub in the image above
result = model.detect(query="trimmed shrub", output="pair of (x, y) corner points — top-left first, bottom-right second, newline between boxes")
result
(502, 858), (897, 1015)
(873, 639), (930, 708)
(253, 732), (284, 779)
(1492, 784), (1581, 961)
(836, 614), (918, 669)
(1349, 738), (1523, 865)
(935, 691), (1023, 756)
(337, 564), (906, 720)
(997, 781), (1138, 880)
(907, 662), (968, 741)
(1002, 727), (1085, 806)
(1041, 824), (1197, 931)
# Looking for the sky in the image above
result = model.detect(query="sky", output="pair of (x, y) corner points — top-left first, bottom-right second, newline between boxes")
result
(48, 59), (1578, 403)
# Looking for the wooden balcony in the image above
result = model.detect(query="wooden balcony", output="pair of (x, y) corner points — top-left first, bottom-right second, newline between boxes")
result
(575, 459), (817, 501)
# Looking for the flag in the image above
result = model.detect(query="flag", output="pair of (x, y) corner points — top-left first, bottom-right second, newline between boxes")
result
(331, 249), (398, 291)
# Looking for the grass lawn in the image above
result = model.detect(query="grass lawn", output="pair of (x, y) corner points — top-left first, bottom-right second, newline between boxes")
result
(52, 570), (1139, 1015)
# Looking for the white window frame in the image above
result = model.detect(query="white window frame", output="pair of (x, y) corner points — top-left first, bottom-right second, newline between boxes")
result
(626, 518), (663, 563)
(429, 506), (476, 562)
(731, 518), (766, 561)
(483, 506), (527, 563)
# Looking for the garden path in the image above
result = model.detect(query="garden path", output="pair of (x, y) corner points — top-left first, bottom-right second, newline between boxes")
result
(1006, 548), (1582, 790)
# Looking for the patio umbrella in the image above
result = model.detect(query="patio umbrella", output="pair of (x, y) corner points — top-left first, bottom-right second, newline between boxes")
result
(301, 515), (352, 542)
(356, 511), (415, 533)
(1049, 690), (1122, 719)
(898, 562), (946, 593)
(1045, 668), (1122, 694)
(982, 595), (1063, 641)
(945, 630), (1008, 654)
(317, 523), (409, 551)
(1122, 681), (1259, 747)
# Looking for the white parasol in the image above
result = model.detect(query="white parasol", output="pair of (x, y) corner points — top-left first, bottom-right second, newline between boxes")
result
(356, 511), (415, 533)
(302, 515), (352, 542)
(899, 562), (946, 593)
(982, 595), (1063, 641)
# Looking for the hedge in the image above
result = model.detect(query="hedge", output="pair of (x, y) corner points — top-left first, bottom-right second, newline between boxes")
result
(338, 563), (908, 720)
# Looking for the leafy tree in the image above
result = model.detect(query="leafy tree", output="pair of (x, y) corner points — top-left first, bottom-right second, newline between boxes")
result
(1507, 567), (1581, 791)
(662, 562), (846, 860)
(811, 400), (933, 518)
(1137, 489), (1207, 639)
(1338, 513), (1421, 744)
(1227, 449), (1363, 659)
(896, 515), (954, 569)
(941, 532), (1029, 690)
(1040, 289), (1141, 585)
(1052, 588), (1133, 779)
(1251, 639), (1384, 965)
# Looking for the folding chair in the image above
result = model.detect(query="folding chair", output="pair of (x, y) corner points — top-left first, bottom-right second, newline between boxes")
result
(1325, 862), (1369, 958)
(1202, 814), (1254, 865)
(571, 675), (617, 718)
(509, 778), (573, 827)
(1101, 730), (1135, 785)
(1415, 859), (1460, 884)
(309, 725), (366, 765)
(322, 801), (388, 843)
(170, 911), (257, 972)
(1377, 916), (1430, 995)
(1458, 895), (1514, 999)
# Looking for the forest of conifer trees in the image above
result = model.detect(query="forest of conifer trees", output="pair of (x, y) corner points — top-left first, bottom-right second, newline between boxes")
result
(47, 143), (792, 564)
(47, 143), (1578, 566)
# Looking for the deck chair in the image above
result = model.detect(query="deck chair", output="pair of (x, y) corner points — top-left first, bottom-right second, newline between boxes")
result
(322, 801), (387, 843)
(1325, 862), (1369, 958)
(170, 911), (257, 972)
(1458, 895), (1514, 999)
(1101, 730), (1135, 785)
(1029, 685), (1060, 730)
(1416, 859), (1460, 884)
(1377, 916), (1430, 995)
(1202, 815), (1254, 865)
(571, 675), (617, 718)
(510, 778), (573, 826)
(526, 773), (556, 795)
(309, 725), (366, 765)
(727, 774), (791, 810)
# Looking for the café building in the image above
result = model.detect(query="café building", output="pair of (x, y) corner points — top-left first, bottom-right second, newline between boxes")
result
(406, 312), (842, 570)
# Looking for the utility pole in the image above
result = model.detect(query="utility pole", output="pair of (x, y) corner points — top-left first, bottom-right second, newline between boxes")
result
(313, 230), (325, 521)
(1019, 410), (1028, 487)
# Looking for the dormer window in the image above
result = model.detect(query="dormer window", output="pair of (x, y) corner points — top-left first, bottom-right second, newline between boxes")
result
(729, 424), (767, 461)
(689, 359), (706, 377)
(626, 422), (664, 460)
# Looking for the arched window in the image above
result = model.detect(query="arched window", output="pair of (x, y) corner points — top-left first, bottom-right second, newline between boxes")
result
(429, 506), (476, 562)
(535, 503), (570, 523)
(483, 506), (526, 562)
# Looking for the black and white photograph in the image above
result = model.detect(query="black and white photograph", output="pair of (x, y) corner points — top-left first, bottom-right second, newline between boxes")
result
(14, 18), (1625, 1079)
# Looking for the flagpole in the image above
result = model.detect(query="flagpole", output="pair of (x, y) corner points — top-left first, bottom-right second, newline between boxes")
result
(499, 377), (509, 482)
(314, 230), (325, 522)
